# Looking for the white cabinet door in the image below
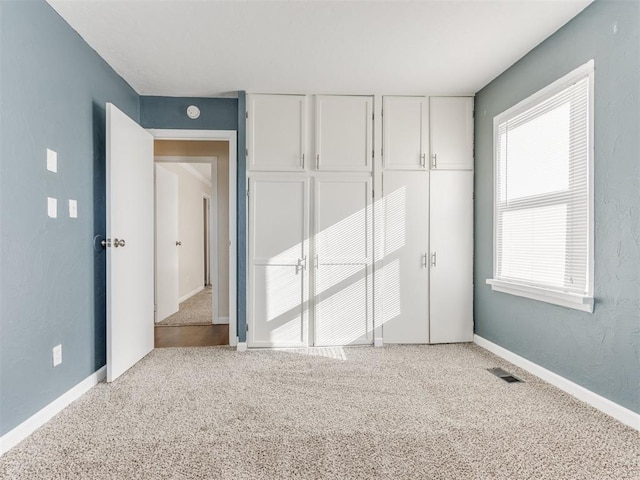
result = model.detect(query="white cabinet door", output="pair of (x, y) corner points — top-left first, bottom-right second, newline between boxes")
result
(381, 171), (430, 343)
(314, 176), (373, 346)
(383, 96), (428, 170)
(430, 97), (474, 170)
(248, 176), (309, 347)
(315, 95), (373, 171)
(155, 164), (179, 322)
(429, 171), (474, 344)
(247, 94), (306, 171)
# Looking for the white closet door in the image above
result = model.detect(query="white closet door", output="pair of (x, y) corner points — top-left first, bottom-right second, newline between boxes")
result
(383, 96), (428, 170)
(315, 95), (373, 171)
(429, 97), (474, 170)
(381, 171), (429, 343)
(314, 176), (373, 346)
(248, 176), (309, 347)
(247, 94), (306, 171)
(430, 171), (474, 343)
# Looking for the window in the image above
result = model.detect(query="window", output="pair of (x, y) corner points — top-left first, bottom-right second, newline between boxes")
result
(487, 61), (594, 312)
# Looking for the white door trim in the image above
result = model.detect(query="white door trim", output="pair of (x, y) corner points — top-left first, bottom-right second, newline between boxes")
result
(148, 129), (237, 346)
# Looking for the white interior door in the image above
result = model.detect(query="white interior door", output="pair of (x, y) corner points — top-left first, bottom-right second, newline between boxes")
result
(248, 94), (306, 171)
(315, 95), (373, 171)
(314, 176), (373, 346)
(106, 103), (154, 382)
(383, 96), (428, 170)
(248, 176), (309, 347)
(429, 171), (474, 343)
(429, 97), (474, 170)
(155, 164), (179, 322)
(382, 171), (430, 343)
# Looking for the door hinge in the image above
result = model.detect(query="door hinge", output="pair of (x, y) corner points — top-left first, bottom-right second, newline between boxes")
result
(246, 184), (250, 198)
(372, 113), (374, 122)
(246, 324), (249, 332)
(245, 111), (248, 119)
(372, 189), (375, 198)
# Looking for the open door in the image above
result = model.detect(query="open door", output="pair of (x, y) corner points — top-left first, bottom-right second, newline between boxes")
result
(155, 164), (179, 321)
(106, 103), (154, 382)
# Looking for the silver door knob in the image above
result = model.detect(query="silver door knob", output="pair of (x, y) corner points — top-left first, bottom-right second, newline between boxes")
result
(113, 238), (125, 248)
(176, 241), (182, 246)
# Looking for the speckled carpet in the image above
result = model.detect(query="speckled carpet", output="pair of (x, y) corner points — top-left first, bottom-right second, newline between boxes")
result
(1, 345), (638, 479)
(157, 286), (212, 326)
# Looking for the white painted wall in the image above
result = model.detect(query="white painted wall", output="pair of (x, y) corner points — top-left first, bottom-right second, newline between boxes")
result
(216, 157), (229, 317)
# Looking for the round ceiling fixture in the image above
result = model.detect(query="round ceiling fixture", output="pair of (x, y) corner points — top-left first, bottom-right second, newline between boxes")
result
(186, 105), (200, 119)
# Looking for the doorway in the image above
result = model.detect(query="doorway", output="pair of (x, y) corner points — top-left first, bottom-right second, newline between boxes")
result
(149, 132), (237, 347)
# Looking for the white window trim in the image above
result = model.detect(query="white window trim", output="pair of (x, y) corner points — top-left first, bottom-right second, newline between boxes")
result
(487, 60), (595, 313)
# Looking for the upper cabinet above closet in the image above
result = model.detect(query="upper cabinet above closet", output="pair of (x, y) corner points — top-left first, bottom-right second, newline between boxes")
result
(383, 96), (428, 170)
(247, 94), (306, 171)
(315, 95), (373, 172)
(429, 97), (474, 170)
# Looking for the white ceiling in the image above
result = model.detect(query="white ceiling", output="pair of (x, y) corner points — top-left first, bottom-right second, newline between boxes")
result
(47, 0), (593, 97)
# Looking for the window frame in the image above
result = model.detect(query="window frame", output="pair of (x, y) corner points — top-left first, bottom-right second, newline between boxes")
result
(486, 60), (595, 313)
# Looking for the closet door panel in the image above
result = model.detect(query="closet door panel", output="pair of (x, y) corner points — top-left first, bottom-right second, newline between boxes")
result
(315, 96), (373, 171)
(429, 171), (473, 343)
(381, 171), (430, 343)
(383, 96), (428, 170)
(314, 176), (373, 346)
(248, 94), (306, 171)
(248, 176), (309, 347)
(429, 97), (474, 170)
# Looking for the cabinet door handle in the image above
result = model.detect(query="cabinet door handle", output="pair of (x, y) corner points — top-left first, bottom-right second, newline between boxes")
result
(422, 253), (428, 268)
(431, 252), (437, 267)
(302, 153), (305, 169)
(316, 154), (320, 170)
(295, 256), (307, 274)
(432, 153), (437, 169)
(421, 153), (426, 168)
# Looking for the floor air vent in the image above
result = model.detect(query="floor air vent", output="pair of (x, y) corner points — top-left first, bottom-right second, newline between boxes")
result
(487, 367), (523, 383)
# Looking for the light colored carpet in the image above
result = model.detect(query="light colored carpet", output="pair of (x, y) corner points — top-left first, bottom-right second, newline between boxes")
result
(158, 286), (212, 326)
(1, 345), (638, 479)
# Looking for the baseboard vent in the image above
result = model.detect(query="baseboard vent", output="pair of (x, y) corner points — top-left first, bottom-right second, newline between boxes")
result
(488, 367), (523, 383)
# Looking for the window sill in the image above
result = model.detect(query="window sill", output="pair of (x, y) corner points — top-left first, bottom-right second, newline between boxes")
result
(486, 279), (594, 313)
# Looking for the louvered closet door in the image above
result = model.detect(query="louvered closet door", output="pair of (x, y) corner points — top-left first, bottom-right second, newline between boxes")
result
(247, 94), (306, 171)
(315, 96), (373, 171)
(248, 176), (309, 347)
(383, 96), (428, 170)
(314, 176), (373, 346)
(381, 171), (430, 344)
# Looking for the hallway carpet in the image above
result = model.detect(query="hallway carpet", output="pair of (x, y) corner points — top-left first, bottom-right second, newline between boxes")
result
(1, 345), (638, 479)
(157, 286), (212, 326)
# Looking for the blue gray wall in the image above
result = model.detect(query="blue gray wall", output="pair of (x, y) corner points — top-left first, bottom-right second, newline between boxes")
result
(0, 1), (139, 435)
(139, 95), (247, 342)
(474, 0), (640, 413)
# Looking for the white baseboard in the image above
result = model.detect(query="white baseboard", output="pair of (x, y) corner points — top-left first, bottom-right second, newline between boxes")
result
(0, 366), (107, 456)
(213, 316), (229, 325)
(236, 342), (247, 352)
(179, 285), (204, 304)
(474, 335), (640, 431)
(374, 337), (384, 347)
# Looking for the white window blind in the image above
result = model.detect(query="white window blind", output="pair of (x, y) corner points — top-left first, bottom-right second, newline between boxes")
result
(490, 61), (594, 311)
